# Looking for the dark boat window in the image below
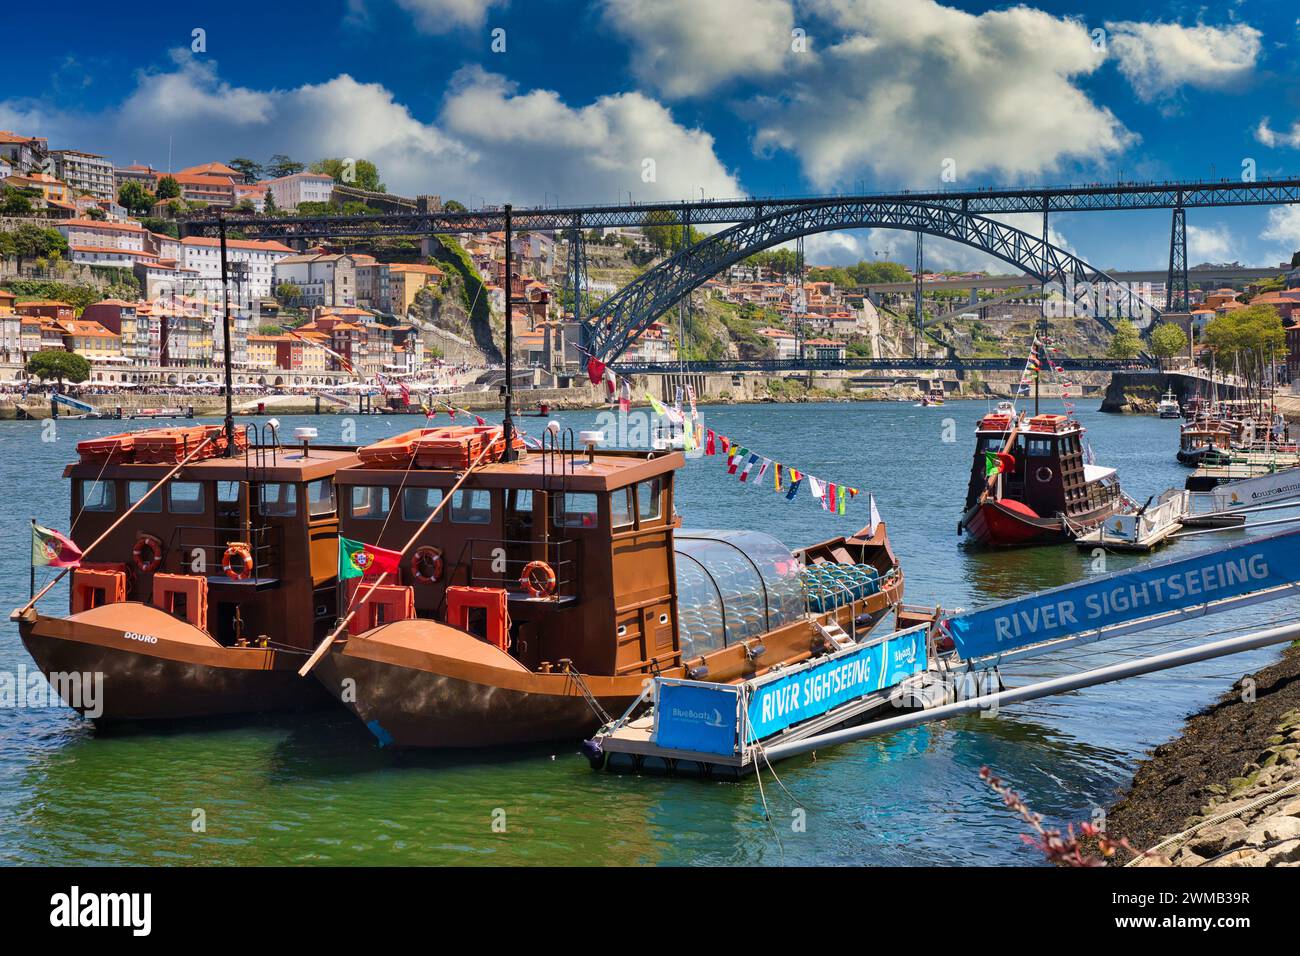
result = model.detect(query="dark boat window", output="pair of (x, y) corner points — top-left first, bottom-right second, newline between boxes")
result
(79, 479), (115, 512)
(450, 488), (492, 524)
(977, 436), (1006, 452)
(168, 481), (206, 514)
(638, 479), (662, 522)
(402, 487), (444, 522)
(259, 482), (298, 516)
(350, 486), (390, 520)
(126, 480), (162, 513)
(306, 478), (336, 518)
(506, 489), (533, 520)
(611, 488), (634, 529)
(1025, 438), (1054, 457)
(216, 481), (242, 504)
(555, 492), (598, 528)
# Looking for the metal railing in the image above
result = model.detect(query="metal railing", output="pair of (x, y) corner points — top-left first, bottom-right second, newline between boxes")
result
(171, 523), (281, 580)
(448, 536), (579, 599)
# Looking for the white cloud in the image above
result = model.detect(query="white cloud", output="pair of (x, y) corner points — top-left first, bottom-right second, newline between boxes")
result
(1262, 206), (1300, 259)
(1256, 118), (1300, 149)
(750, 0), (1131, 189)
(601, 0), (795, 99)
(1106, 21), (1261, 102)
(0, 53), (742, 206)
(393, 0), (507, 34)
(1186, 223), (1235, 263)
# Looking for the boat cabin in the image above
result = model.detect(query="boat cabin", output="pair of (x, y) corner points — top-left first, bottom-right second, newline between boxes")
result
(66, 425), (358, 649)
(964, 412), (1121, 519)
(334, 430), (686, 678)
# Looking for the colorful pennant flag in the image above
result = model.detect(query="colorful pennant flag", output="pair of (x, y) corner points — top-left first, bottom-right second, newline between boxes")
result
(31, 521), (82, 568)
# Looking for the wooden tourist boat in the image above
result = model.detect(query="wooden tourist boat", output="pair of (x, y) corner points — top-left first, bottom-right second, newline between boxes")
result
(959, 409), (1131, 547)
(307, 427), (906, 749)
(12, 424), (359, 721)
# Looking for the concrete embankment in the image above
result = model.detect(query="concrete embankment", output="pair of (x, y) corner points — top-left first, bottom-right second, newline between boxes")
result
(1107, 644), (1300, 867)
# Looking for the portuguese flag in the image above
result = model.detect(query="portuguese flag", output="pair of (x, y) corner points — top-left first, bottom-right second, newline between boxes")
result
(339, 536), (401, 580)
(985, 451), (1014, 477)
(31, 521), (83, 568)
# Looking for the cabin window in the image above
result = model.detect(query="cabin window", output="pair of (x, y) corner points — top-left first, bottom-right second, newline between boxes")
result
(402, 487), (444, 522)
(555, 492), (599, 529)
(168, 481), (206, 514)
(350, 486), (391, 520)
(259, 483), (298, 517)
(126, 480), (162, 513)
(216, 481), (242, 505)
(638, 479), (663, 522)
(505, 490), (533, 526)
(610, 488), (634, 529)
(449, 489), (492, 524)
(79, 480), (115, 513)
(306, 479), (336, 518)
(1025, 438), (1054, 458)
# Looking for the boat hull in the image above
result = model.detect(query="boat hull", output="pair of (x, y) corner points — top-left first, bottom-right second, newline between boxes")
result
(15, 604), (329, 721)
(315, 649), (635, 748)
(961, 498), (1126, 547)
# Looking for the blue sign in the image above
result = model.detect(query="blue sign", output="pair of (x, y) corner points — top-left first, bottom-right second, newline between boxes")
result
(947, 527), (1300, 660)
(745, 629), (928, 740)
(653, 680), (739, 755)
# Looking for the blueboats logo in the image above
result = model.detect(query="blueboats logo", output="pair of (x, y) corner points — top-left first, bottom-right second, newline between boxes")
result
(670, 705), (725, 728)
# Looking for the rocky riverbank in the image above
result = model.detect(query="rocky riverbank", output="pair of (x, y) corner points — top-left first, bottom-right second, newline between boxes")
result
(1106, 644), (1300, 867)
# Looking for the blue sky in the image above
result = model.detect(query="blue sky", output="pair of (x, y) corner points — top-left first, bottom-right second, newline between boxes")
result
(4, 0), (1300, 271)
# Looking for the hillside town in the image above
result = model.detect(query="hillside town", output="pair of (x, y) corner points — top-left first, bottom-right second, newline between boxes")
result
(3, 128), (1300, 398)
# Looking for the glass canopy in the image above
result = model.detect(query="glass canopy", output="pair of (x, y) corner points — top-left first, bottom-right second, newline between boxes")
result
(674, 529), (804, 658)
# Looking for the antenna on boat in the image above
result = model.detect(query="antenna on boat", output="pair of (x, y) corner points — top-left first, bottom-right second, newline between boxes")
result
(501, 203), (517, 462)
(1033, 318), (1048, 418)
(217, 211), (236, 457)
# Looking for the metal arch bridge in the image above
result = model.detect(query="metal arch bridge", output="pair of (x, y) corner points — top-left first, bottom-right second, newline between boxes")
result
(611, 356), (1146, 374)
(184, 177), (1300, 238)
(583, 199), (1160, 363)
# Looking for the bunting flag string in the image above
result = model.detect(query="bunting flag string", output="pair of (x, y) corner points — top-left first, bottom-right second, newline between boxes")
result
(706, 427), (861, 515)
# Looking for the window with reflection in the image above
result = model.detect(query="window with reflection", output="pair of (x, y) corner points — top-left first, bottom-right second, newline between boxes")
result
(79, 480), (115, 513)
(555, 492), (598, 528)
(259, 482), (298, 516)
(350, 486), (391, 520)
(638, 479), (662, 522)
(402, 487), (443, 522)
(168, 481), (205, 514)
(610, 488), (633, 528)
(306, 478), (336, 517)
(450, 488), (492, 524)
(126, 480), (162, 513)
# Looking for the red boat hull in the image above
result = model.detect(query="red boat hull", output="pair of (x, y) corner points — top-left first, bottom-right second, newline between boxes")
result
(961, 499), (1071, 547)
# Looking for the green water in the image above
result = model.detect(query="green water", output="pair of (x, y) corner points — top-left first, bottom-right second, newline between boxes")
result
(1, 400), (1291, 865)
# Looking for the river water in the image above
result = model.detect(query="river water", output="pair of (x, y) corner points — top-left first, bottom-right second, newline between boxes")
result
(0, 399), (1291, 865)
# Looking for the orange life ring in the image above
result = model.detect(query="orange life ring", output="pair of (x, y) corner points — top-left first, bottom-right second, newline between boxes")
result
(410, 546), (444, 584)
(520, 560), (557, 597)
(132, 533), (164, 574)
(222, 542), (254, 581)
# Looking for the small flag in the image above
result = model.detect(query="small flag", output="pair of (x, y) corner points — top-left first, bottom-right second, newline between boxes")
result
(586, 357), (606, 385)
(786, 477), (802, 501)
(837, 485), (847, 515)
(774, 462), (782, 490)
(619, 381), (631, 414)
(32, 521), (82, 568)
(739, 453), (758, 481)
(338, 536), (401, 580)
(868, 494), (882, 537)
(756, 457), (771, 484)
(705, 429), (716, 455)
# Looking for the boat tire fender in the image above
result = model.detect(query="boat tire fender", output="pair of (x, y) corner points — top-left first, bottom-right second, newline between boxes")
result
(1035, 466), (1054, 483)
(411, 546), (444, 584)
(133, 533), (164, 574)
(222, 542), (254, 581)
(520, 560), (557, 597)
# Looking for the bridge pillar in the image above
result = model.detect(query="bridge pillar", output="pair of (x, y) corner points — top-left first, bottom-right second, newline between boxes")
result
(1166, 205), (1188, 312)
(913, 233), (923, 358)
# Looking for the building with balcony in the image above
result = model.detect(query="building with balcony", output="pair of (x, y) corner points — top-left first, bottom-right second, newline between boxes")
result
(49, 149), (115, 201)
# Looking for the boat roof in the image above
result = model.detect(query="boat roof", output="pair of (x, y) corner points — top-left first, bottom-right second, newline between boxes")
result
(65, 447), (360, 482)
(335, 448), (684, 492)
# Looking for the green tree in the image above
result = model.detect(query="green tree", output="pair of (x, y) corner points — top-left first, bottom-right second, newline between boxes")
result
(117, 180), (156, 215)
(266, 154), (304, 178)
(0, 186), (35, 217)
(9, 224), (69, 270)
(443, 199), (467, 212)
(155, 175), (181, 200)
(264, 189), (278, 214)
(1203, 303), (1288, 381)
(1148, 322), (1188, 367)
(274, 281), (302, 303)
(27, 349), (90, 387)
(1106, 318), (1143, 359)
(227, 157), (263, 184)
(310, 157), (385, 192)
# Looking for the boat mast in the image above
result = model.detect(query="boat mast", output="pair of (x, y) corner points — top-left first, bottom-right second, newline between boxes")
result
(218, 212), (236, 456)
(502, 203), (517, 462)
